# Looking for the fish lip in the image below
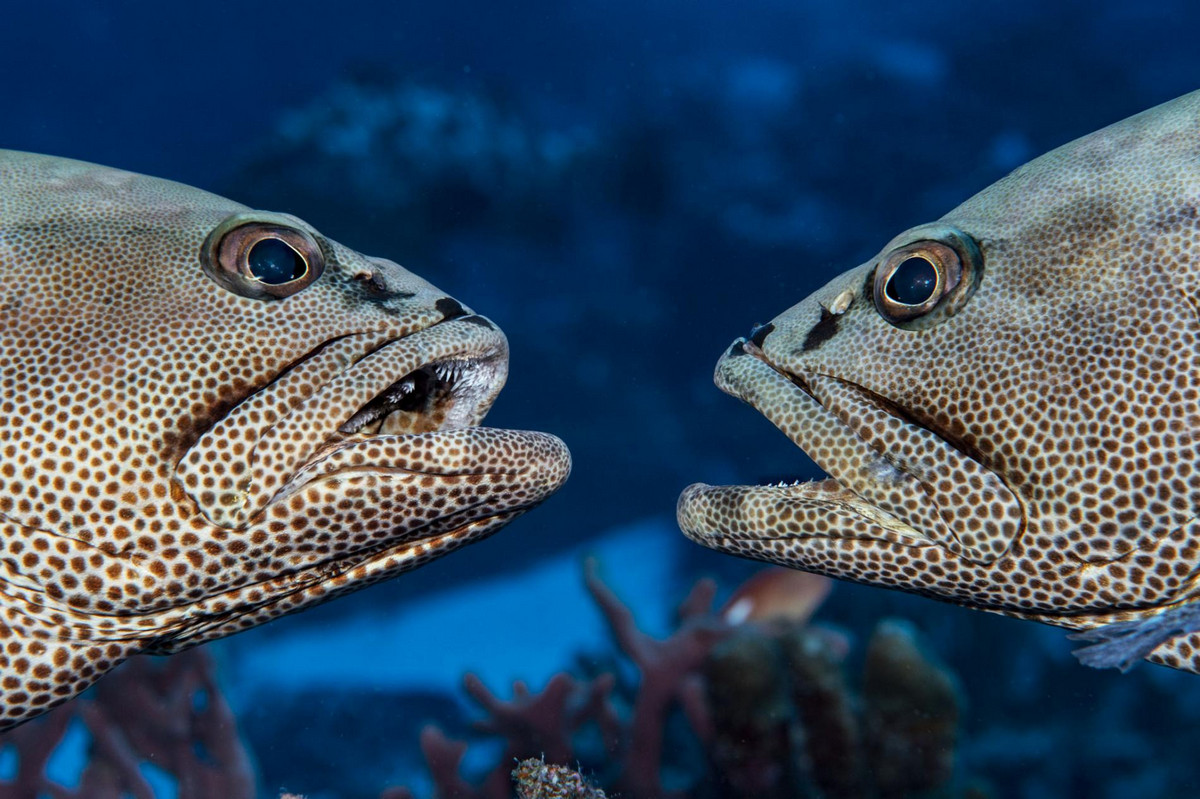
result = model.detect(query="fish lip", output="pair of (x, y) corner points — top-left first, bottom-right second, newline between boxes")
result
(302, 314), (511, 466)
(686, 337), (1022, 563)
(154, 436), (571, 652)
(176, 313), (515, 526)
(262, 313), (568, 508)
(249, 313), (569, 587)
(690, 338), (934, 545)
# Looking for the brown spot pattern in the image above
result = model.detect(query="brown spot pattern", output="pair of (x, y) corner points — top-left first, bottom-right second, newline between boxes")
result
(679, 92), (1200, 671)
(0, 151), (571, 727)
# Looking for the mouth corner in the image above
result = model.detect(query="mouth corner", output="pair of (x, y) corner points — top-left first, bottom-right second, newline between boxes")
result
(337, 341), (507, 439)
(700, 342), (1022, 563)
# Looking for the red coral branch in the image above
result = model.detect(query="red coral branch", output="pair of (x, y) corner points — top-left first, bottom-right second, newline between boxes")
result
(583, 558), (730, 799)
(0, 649), (255, 799)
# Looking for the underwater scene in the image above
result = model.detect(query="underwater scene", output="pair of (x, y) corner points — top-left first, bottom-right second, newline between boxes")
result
(0, 1), (1198, 797)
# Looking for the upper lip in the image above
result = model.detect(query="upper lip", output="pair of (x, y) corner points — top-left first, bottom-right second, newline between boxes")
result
(323, 317), (508, 443)
(174, 314), (510, 528)
(712, 338), (1022, 564)
(268, 314), (510, 485)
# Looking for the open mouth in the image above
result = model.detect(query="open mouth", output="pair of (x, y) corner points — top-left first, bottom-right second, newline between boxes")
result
(170, 313), (571, 606)
(339, 360), (482, 435)
(334, 316), (509, 442)
(177, 314), (518, 518)
(152, 312), (572, 643)
(678, 338), (1022, 565)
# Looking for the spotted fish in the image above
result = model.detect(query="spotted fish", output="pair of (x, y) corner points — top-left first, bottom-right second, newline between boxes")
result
(678, 92), (1199, 671)
(0, 150), (571, 727)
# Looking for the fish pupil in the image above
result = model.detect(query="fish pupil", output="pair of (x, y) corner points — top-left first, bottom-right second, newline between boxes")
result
(885, 256), (938, 305)
(247, 238), (307, 284)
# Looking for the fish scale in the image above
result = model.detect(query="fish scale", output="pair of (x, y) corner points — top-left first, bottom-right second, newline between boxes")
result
(679, 90), (1200, 673)
(0, 150), (570, 728)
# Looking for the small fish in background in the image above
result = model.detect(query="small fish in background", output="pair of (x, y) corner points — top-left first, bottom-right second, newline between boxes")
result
(720, 566), (832, 627)
(679, 91), (1199, 672)
(0, 150), (571, 728)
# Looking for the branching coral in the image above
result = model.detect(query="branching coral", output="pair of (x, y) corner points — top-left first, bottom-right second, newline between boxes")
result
(0, 568), (973, 799)
(0, 650), (255, 799)
(397, 563), (977, 799)
(583, 559), (731, 798)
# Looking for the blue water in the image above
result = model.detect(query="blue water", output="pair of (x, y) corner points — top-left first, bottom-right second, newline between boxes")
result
(2, 2), (1199, 797)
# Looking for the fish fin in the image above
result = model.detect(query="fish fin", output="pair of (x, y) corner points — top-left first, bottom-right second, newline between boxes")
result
(1068, 602), (1200, 672)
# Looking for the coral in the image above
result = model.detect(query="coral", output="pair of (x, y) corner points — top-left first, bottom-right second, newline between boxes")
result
(861, 620), (960, 797)
(778, 626), (863, 797)
(396, 564), (978, 799)
(512, 758), (607, 799)
(0, 650), (255, 799)
(407, 672), (619, 799)
(707, 618), (963, 799)
(393, 561), (731, 799)
(583, 558), (731, 798)
(1, 568), (972, 799)
(703, 628), (803, 798)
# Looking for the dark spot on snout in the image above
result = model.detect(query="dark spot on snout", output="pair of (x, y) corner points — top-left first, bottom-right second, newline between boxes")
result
(460, 315), (495, 330)
(725, 338), (750, 358)
(801, 308), (839, 352)
(435, 297), (469, 321)
(749, 323), (774, 348)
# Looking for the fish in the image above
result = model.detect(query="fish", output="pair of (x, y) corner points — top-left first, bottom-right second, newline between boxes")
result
(678, 91), (1199, 672)
(0, 150), (571, 727)
(720, 567), (831, 627)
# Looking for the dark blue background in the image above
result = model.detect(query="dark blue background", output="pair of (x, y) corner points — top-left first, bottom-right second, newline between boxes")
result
(3, 2), (1199, 796)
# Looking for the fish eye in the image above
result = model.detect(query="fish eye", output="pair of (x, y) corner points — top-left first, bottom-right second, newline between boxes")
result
(247, 238), (308, 285)
(201, 213), (325, 301)
(883, 256), (939, 306)
(873, 238), (974, 327)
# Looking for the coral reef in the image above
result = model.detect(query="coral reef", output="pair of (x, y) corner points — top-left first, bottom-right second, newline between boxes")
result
(395, 562), (977, 799)
(512, 759), (607, 799)
(0, 649), (255, 799)
(0, 563), (977, 799)
(705, 616), (964, 799)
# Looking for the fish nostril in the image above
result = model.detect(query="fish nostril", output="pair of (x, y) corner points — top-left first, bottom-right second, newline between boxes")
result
(352, 268), (386, 291)
(749, 322), (774, 348)
(435, 297), (468, 321)
(726, 338), (750, 358)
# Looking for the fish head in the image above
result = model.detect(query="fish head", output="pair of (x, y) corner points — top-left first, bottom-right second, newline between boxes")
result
(0, 151), (570, 723)
(680, 93), (1199, 628)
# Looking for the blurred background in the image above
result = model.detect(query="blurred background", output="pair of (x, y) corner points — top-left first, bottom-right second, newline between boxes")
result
(2, 1), (1199, 796)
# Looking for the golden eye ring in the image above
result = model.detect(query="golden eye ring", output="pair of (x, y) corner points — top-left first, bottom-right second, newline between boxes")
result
(874, 241), (960, 323)
(201, 213), (325, 301)
(871, 226), (982, 329)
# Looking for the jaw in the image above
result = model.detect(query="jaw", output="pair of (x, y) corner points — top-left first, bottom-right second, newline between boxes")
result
(175, 314), (516, 529)
(149, 426), (570, 652)
(678, 337), (1023, 596)
(679, 478), (929, 545)
(139, 314), (572, 639)
(678, 477), (1010, 606)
